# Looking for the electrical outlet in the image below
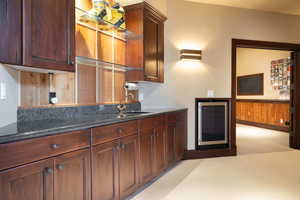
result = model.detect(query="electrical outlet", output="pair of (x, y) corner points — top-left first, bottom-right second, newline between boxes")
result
(0, 82), (7, 100)
(98, 105), (105, 111)
(207, 90), (215, 97)
(139, 93), (144, 101)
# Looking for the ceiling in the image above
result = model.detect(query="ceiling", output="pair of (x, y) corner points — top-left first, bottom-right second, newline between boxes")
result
(185, 0), (300, 16)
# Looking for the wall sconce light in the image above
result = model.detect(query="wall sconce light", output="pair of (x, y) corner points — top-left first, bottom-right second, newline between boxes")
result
(180, 49), (202, 60)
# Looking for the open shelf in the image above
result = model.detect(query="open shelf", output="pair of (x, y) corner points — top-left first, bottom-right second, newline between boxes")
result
(75, 7), (137, 40)
(76, 56), (143, 72)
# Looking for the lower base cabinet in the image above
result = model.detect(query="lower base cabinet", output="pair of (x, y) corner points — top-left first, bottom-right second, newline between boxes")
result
(92, 135), (139, 200)
(54, 149), (91, 200)
(0, 110), (187, 200)
(119, 135), (139, 199)
(92, 141), (119, 200)
(0, 149), (91, 200)
(0, 159), (54, 200)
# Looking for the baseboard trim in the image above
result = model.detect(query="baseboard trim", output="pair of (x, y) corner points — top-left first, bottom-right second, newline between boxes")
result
(237, 120), (290, 132)
(183, 147), (237, 160)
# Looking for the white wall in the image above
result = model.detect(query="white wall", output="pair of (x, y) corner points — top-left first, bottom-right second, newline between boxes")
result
(139, 0), (300, 150)
(237, 48), (291, 100)
(0, 64), (19, 127)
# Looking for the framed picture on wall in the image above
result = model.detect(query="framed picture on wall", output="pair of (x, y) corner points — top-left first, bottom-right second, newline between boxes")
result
(237, 73), (264, 96)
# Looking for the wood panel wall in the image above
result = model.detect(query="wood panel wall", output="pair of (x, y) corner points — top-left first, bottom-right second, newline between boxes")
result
(236, 99), (290, 131)
(20, 72), (75, 107)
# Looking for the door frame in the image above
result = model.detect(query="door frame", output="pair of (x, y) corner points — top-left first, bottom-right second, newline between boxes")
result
(232, 39), (300, 150)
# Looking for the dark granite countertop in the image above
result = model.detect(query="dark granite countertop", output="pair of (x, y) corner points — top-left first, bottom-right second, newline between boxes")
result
(0, 108), (187, 144)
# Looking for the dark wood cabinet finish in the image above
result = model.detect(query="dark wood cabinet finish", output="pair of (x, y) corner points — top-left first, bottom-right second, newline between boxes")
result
(92, 120), (138, 146)
(0, 111), (187, 200)
(166, 110), (187, 166)
(0, 0), (22, 65)
(139, 115), (166, 182)
(22, 0), (75, 71)
(154, 126), (166, 174)
(0, 130), (90, 171)
(0, 159), (54, 200)
(166, 123), (176, 165)
(125, 2), (167, 83)
(54, 149), (91, 200)
(92, 141), (119, 200)
(119, 135), (139, 199)
(139, 127), (156, 184)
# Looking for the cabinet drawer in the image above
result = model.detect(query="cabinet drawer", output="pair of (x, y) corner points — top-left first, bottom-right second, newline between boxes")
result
(0, 130), (90, 171)
(140, 115), (165, 131)
(92, 120), (138, 145)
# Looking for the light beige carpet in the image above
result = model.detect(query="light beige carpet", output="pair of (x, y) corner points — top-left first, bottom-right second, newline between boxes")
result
(130, 124), (300, 200)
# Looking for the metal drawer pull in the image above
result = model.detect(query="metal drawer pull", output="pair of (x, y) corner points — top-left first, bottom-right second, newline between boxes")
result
(45, 167), (53, 174)
(57, 164), (64, 170)
(51, 144), (60, 149)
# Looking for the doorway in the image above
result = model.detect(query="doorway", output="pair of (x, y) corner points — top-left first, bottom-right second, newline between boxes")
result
(231, 39), (300, 151)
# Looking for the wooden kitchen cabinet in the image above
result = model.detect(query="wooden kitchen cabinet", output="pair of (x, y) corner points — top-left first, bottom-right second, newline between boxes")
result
(92, 133), (138, 200)
(0, 0), (75, 72)
(125, 2), (167, 83)
(119, 135), (139, 199)
(166, 123), (176, 165)
(54, 149), (91, 200)
(0, 149), (91, 200)
(0, 111), (187, 200)
(0, 0), (22, 65)
(166, 111), (188, 166)
(139, 115), (166, 184)
(0, 159), (54, 200)
(154, 126), (167, 175)
(23, 0), (75, 71)
(92, 141), (119, 200)
(139, 127), (156, 184)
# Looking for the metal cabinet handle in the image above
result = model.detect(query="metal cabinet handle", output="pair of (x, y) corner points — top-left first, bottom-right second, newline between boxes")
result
(57, 164), (64, 170)
(45, 167), (53, 174)
(51, 144), (60, 149)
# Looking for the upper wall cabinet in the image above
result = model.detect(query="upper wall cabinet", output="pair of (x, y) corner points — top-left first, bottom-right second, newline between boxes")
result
(0, 0), (22, 65)
(0, 0), (75, 72)
(125, 2), (167, 83)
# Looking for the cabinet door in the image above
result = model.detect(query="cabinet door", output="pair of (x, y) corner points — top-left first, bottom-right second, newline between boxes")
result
(166, 123), (176, 166)
(144, 14), (160, 82)
(175, 122), (186, 161)
(23, 0), (75, 71)
(54, 149), (91, 200)
(155, 126), (166, 174)
(0, 0), (22, 65)
(92, 141), (119, 200)
(0, 159), (54, 200)
(119, 135), (139, 199)
(139, 129), (155, 184)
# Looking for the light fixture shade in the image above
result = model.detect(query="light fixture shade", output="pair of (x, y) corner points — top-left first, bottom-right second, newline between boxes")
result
(180, 49), (202, 60)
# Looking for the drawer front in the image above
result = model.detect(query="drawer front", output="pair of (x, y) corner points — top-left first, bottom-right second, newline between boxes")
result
(92, 120), (138, 145)
(140, 115), (165, 132)
(0, 130), (90, 171)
